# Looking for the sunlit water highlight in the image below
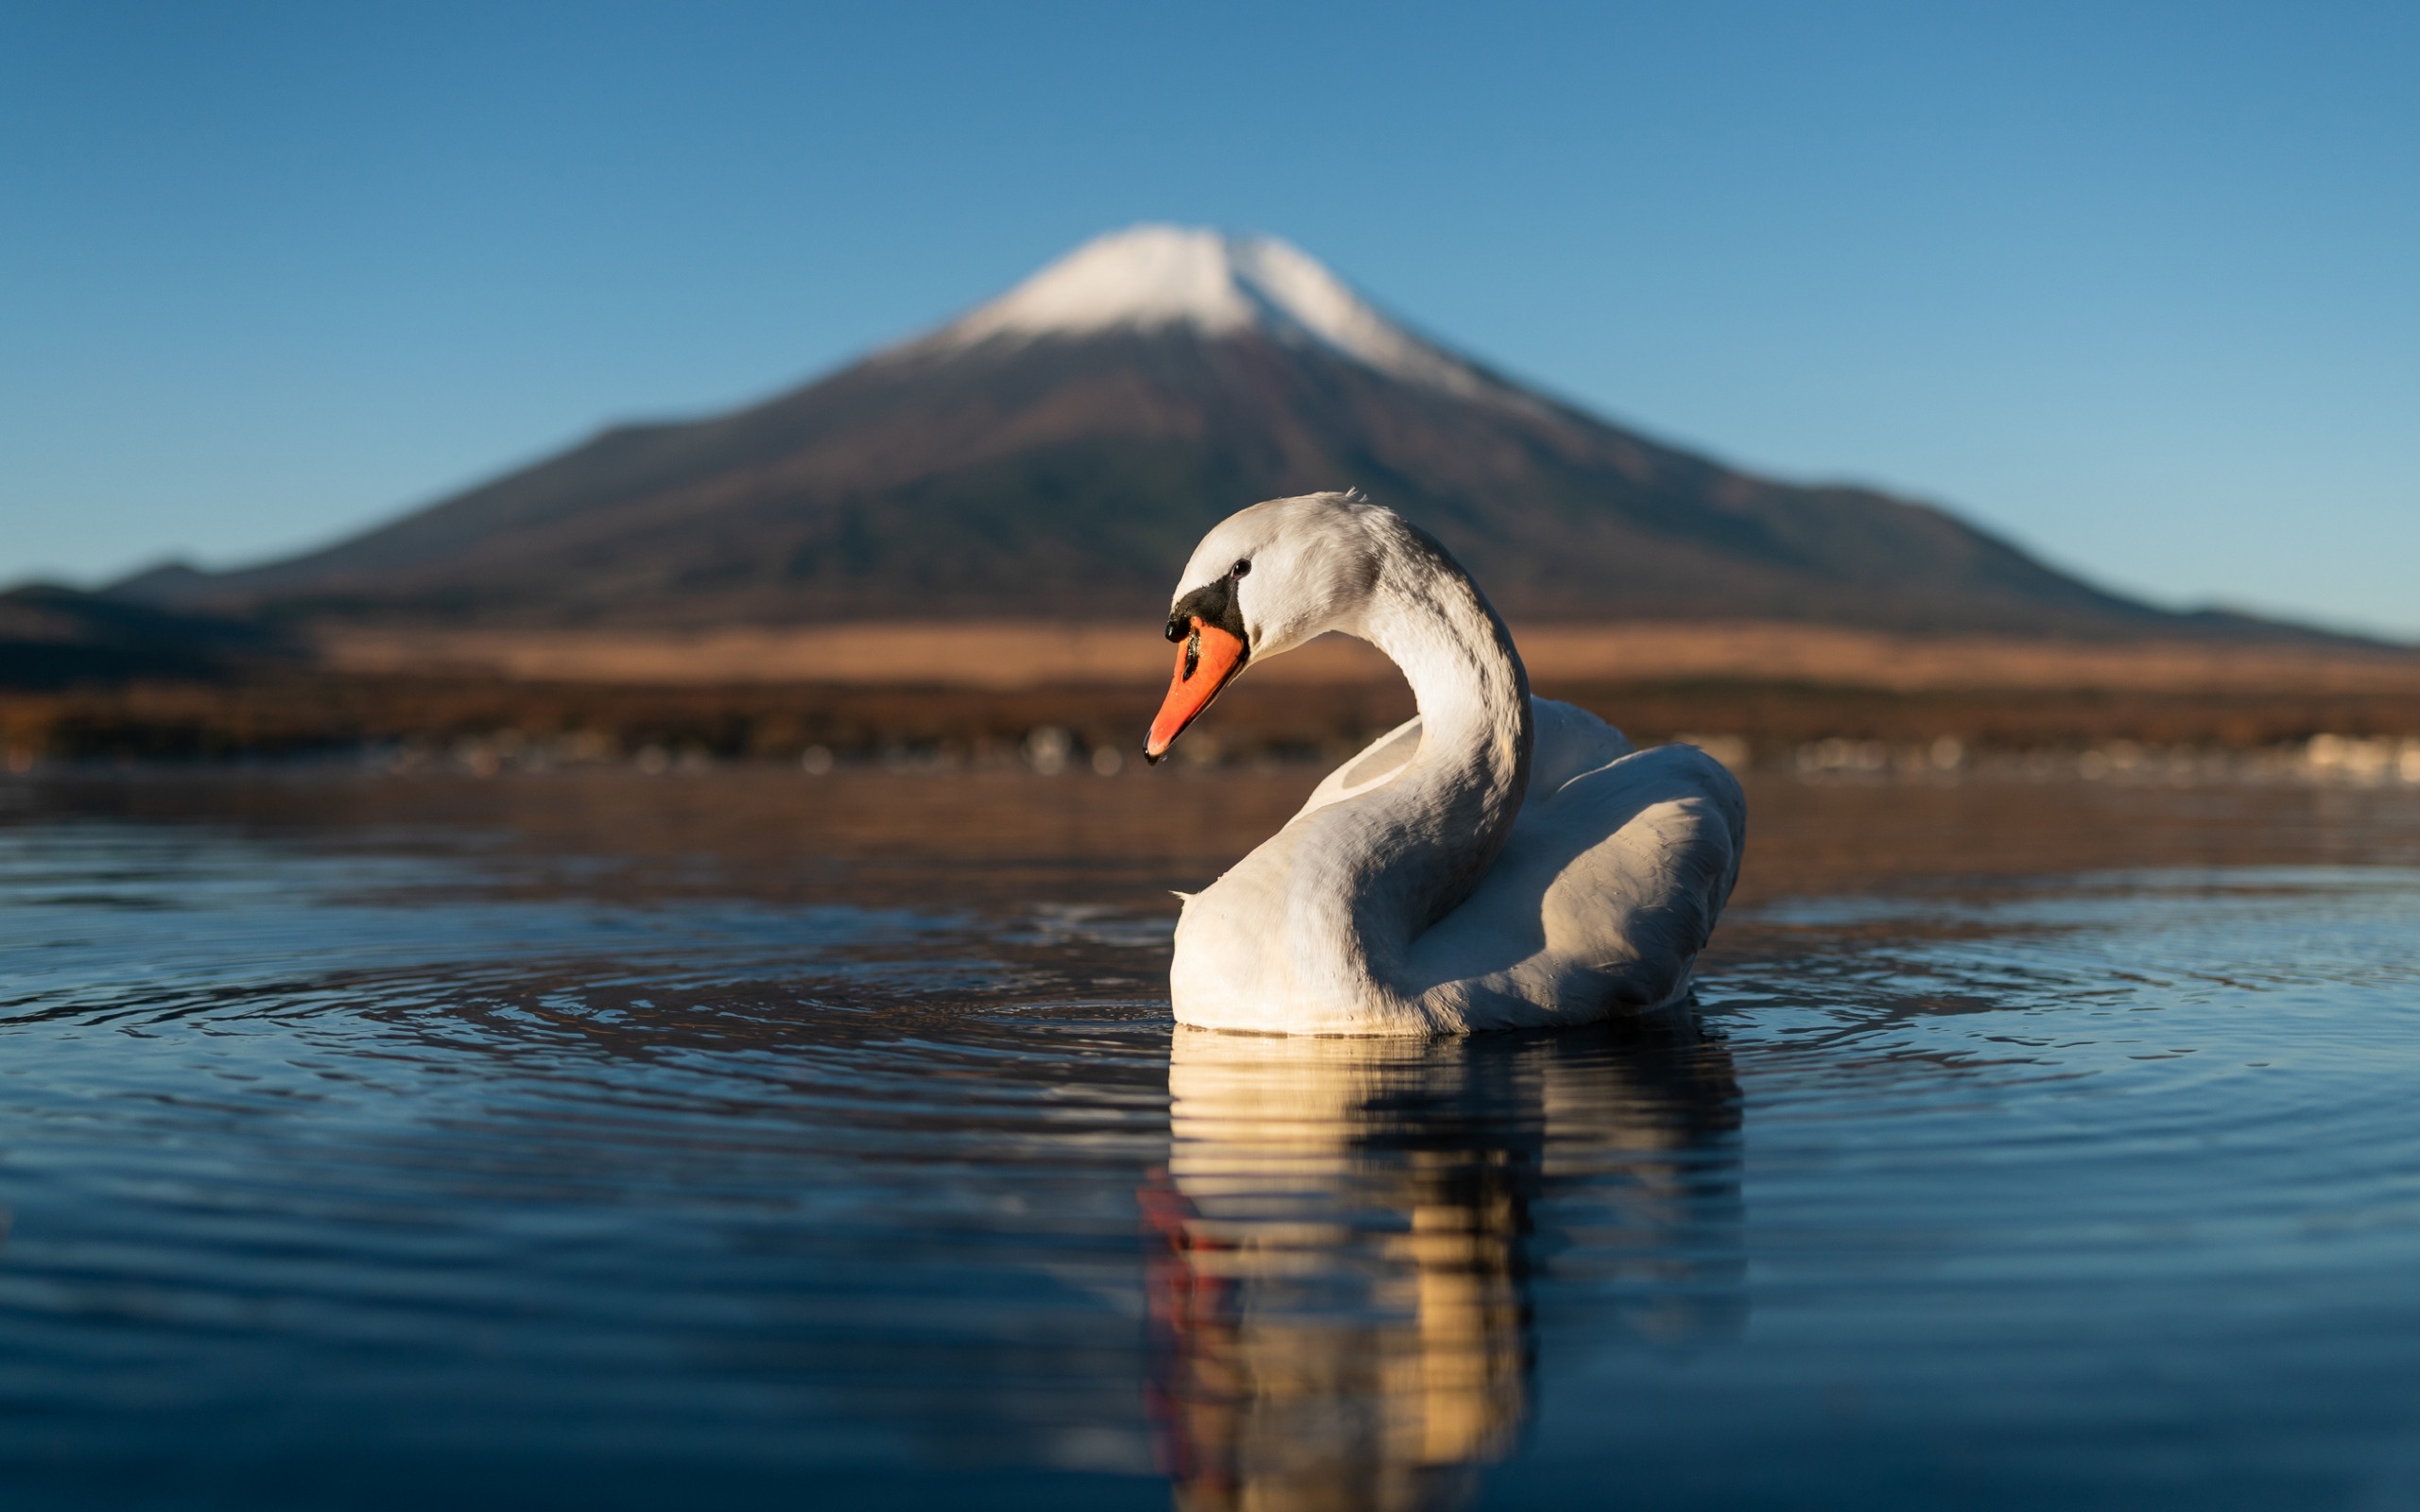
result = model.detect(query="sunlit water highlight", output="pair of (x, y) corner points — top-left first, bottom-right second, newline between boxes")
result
(2, 772), (2417, 1509)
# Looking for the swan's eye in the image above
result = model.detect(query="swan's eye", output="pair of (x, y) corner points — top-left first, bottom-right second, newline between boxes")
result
(1232, 559), (1251, 578)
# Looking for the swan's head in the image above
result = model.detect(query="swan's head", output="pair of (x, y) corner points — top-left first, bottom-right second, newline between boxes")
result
(1146, 491), (1390, 763)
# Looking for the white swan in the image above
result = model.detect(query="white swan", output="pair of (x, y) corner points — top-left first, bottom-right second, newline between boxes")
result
(1144, 490), (1747, 1036)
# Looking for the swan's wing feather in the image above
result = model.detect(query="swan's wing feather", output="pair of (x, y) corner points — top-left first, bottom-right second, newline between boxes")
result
(1292, 714), (1426, 821)
(1296, 697), (1633, 826)
(1405, 743), (1745, 1025)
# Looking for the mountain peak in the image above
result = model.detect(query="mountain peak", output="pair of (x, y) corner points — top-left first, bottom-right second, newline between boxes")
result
(933, 224), (1488, 395)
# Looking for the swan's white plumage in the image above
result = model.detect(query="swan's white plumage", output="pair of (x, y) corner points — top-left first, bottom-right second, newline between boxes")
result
(1161, 491), (1745, 1037)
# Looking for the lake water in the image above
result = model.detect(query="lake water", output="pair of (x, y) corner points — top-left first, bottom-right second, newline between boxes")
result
(3, 766), (2418, 1510)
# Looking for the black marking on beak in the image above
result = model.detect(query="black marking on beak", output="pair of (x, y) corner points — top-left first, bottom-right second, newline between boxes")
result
(1166, 571), (1247, 647)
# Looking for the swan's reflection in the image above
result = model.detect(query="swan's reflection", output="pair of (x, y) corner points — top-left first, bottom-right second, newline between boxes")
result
(1145, 1018), (1742, 1512)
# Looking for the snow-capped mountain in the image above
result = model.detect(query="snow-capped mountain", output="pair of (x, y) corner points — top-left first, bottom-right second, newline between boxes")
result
(120, 226), (2233, 639)
(926, 225), (1495, 400)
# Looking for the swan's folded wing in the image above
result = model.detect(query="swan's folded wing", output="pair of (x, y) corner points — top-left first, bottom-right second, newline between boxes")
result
(1406, 743), (1745, 1025)
(1527, 697), (1634, 793)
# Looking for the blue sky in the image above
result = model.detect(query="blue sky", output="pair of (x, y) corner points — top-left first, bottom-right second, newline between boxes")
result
(4, 1), (2414, 636)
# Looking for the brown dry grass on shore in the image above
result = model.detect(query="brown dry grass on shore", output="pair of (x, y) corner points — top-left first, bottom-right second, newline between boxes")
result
(316, 620), (2420, 696)
(9, 614), (2417, 767)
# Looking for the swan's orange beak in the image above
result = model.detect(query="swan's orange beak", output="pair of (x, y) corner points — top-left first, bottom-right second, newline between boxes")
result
(1145, 619), (1248, 764)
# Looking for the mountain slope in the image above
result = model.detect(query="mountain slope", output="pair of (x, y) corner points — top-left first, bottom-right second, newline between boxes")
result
(119, 226), (2282, 639)
(0, 584), (296, 688)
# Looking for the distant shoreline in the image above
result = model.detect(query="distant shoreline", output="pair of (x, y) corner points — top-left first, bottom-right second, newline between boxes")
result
(6, 649), (2417, 772)
(311, 619), (2420, 696)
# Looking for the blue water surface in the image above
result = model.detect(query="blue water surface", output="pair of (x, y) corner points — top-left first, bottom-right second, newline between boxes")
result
(1, 771), (2416, 1510)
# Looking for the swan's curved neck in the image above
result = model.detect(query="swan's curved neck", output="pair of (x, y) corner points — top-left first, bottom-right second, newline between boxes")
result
(1308, 530), (1531, 1018)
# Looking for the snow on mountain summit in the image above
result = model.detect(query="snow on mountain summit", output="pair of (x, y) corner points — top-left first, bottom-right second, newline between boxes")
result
(935, 225), (1490, 396)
